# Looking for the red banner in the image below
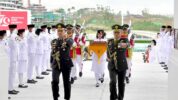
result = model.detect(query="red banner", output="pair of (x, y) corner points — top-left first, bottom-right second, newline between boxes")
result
(0, 10), (28, 30)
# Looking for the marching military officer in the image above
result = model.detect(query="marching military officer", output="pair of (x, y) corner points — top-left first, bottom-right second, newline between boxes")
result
(65, 24), (77, 84)
(27, 24), (38, 84)
(8, 24), (20, 94)
(41, 25), (50, 75)
(73, 24), (86, 77)
(122, 24), (135, 84)
(35, 29), (45, 79)
(51, 23), (74, 100)
(17, 29), (28, 88)
(107, 24), (129, 100)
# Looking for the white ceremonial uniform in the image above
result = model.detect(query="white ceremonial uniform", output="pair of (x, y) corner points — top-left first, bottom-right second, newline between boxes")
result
(41, 31), (50, 72)
(91, 39), (107, 83)
(18, 37), (28, 85)
(165, 34), (174, 65)
(149, 45), (157, 63)
(126, 33), (134, 78)
(0, 39), (9, 100)
(158, 32), (166, 62)
(156, 35), (162, 63)
(35, 34), (44, 77)
(27, 31), (37, 80)
(8, 31), (19, 91)
(161, 31), (169, 63)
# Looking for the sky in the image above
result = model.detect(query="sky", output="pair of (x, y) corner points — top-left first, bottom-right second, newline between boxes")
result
(23, 0), (174, 15)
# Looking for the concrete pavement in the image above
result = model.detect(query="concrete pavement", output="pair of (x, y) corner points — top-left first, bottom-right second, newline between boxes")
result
(10, 52), (168, 100)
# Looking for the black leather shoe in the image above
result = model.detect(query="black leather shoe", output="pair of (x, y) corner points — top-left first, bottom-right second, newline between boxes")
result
(18, 84), (28, 88)
(126, 77), (130, 84)
(99, 78), (104, 83)
(46, 69), (52, 71)
(71, 77), (74, 84)
(27, 79), (37, 84)
(41, 71), (49, 75)
(36, 76), (44, 79)
(96, 83), (100, 87)
(73, 76), (77, 80)
(79, 72), (83, 77)
(8, 90), (18, 95)
(13, 90), (19, 93)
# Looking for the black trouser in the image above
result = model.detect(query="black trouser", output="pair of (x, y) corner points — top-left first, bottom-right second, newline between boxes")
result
(109, 69), (126, 100)
(51, 66), (71, 100)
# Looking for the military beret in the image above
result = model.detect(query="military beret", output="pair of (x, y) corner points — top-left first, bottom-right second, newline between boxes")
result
(27, 24), (35, 28)
(0, 30), (6, 36)
(35, 29), (42, 36)
(161, 25), (166, 28)
(66, 24), (73, 29)
(47, 27), (51, 30)
(75, 24), (81, 29)
(167, 25), (172, 29)
(52, 25), (56, 28)
(41, 25), (47, 29)
(18, 29), (25, 33)
(8, 24), (17, 29)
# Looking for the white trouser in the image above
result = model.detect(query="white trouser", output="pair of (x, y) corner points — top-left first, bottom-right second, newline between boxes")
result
(18, 73), (23, 85)
(27, 53), (36, 80)
(8, 61), (17, 91)
(71, 59), (77, 78)
(35, 54), (43, 76)
(126, 58), (132, 77)
(95, 73), (101, 83)
(42, 52), (48, 72)
(76, 55), (83, 72)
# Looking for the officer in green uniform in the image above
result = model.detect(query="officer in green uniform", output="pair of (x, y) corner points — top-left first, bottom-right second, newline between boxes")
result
(51, 23), (74, 100)
(107, 24), (129, 100)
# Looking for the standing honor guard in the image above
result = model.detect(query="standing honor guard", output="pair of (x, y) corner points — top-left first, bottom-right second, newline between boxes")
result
(17, 29), (28, 88)
(91, 30), (107, 87)
(41, 25), (50, 75)
(107, 24), (129, 100)
(51, 23), (74, 100)
(27, 24), (38, 84)
(8, 24), (20, 94)
(73, 24), (86, 77)
(35, 29), (45, 79)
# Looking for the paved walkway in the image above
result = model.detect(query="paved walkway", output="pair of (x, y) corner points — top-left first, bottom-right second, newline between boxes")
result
(10, 53), (168, 100)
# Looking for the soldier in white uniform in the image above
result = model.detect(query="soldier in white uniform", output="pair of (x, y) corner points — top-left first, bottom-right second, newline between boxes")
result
(159, 26), (166, 65)
(46, 27), (52, 71)
(41, 25), (49, 75)
(51, 25), (58, 40)
(35, 29), (45, 79)
(27, 24), (38, 84)
(0, 30), (9, 54)
(91, 30), (107, 87)
(7, 24), (20, 94)
(163, 26), (174, 71)
(17, 29), (28, 88)
(149, 40), (157, 63)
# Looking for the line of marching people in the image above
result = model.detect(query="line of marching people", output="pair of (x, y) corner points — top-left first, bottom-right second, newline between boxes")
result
(0, 23), (87, 98)
(0, 24), (57, 96)
(144, 25), (174, 72)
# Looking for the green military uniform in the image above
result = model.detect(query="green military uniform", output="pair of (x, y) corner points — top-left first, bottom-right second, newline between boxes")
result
(51, 23), (74, 100)
(107, 25), (129, 100)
